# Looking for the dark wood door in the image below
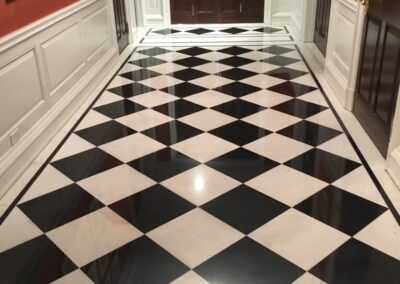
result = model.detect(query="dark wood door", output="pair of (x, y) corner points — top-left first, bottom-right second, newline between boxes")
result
(218, 0), (241, 23)
(170, 0), (196, 24)
(241, 0), (264, 23)
(113, 0), (129, 53)
(171, 0), (264, 24)
(354, 0), (400, 156)
(314, 0), (331, 55)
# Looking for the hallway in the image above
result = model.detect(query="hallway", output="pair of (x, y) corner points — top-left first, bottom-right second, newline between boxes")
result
(1, 25), (400, 283)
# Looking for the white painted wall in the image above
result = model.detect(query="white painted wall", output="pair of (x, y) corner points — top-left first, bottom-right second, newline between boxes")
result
(0, 0), (120, 195)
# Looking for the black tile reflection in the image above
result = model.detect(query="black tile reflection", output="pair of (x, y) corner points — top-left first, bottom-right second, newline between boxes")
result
(278, 121), (341, 146)
(212, 99), (265, 119)
(218, 46), (253, 55)
(186, 28), (213, 35)
(160, 82), (207, 98)
(153, 100), (205, 119)
(254, 27), (283, 34)
(265, 67), (308, 80)
(19, 184), (104, 232)
(142, 121), (202, 146)
(109, 185), (195, 233)
(195, 237), (304, 284)
(75, 120), (136, 146)
(128, 148), (200, 182)
(82, 236), (189, 284)
(217, 68), (257, 81)
(262, 56), (300, 67)
(272, 100), (327, 119)
(168, 68), (208, 81)
(214, 82), (261, 98)
(220, 28), (247, 34)
(94, 100), (146, 119)
(267, 81), (317, 97)
(138, 47), (172, 56)
(206, 148), (278, 182)
(259, 45), (294, 55)
(218, 56), (253, 67)
(152, 28), (180, 35)
(51, 148), (122, 181)
(210, 120), (270, 146)
(284, 149), (361, 183)
(131, 57), (166, 68)
(108, 83), (154, 98)
(178, 47), (211, 56)
(310, 239), (400, 284)
(0, 235), (76, 284)
(119, 69), (161, 82)
(295, 186), (386, 235)
(174, 57), (210, 68)
(202, 185), (288, 234)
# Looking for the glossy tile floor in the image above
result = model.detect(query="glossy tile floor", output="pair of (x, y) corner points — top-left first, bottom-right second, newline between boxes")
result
(1, 27), (400, 284)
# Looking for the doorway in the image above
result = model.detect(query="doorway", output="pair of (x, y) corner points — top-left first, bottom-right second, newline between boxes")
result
(170, 0), (265, 24)
(314, 0), (331, 55)
(353, 0), (400, 157)
(113, 0), (130, 53)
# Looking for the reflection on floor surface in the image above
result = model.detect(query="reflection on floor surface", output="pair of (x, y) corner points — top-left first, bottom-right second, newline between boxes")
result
(1, 38), (400, 284)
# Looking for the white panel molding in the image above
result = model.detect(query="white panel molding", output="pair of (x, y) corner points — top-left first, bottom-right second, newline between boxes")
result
(0, 0), (121, 196)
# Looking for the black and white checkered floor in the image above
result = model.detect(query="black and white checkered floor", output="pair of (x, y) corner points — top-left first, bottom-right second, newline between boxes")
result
(1, 29), (400, 284)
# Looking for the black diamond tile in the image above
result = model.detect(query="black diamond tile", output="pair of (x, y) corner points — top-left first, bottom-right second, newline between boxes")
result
(168, 68), (208, 81)
(259, 45), (294, 55)
(109, 184), (195, 233)
(202, 185), (288, 234)
(206, 148), (278, 182)
(153, 100), (205, 119)
(0, 235), (77, 284)
(295, 185), (386, 235)
(178, 47), (211, 56)
(195, 237), (304, 284)
(174, 57), (210, 68)
(51, 148), (122, 181)
(142, 121), (202, 146)
(217, 68), (257, 81)
(214, 82), (261, 98)
(82, 236), (189, 283)
(119, 69), (161, 81)
(160, 82), (207, 98)
(284, 148), (361, 183)
(265, 67), (308, 80)
(108, 83), (154, 98)
(218, 56), (254, 67)
(210, 120), (271, 146)
(218, 46), (253, 55)
(212, 99), (265, 119)
(272, 100), (328, 119)
(131, 57), (166, 68)
(262, 56), (301, 66)
(94, 100), (146, 119)
(152, 28), (181, 35)
(19, 184), (104, 232)
(128, 148), (200, 182)
(278, 120), (341, 146)
(310, 239), (400, 284)
(268, 81), (317, 97)
(220, 27), (248, 34)
(138, 47), (172, 56)
(254, 27), (283, 34)
(187, 28), (213, 34)
(75, 120), (136, 146)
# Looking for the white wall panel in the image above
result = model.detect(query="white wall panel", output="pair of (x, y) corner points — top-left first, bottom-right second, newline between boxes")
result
(42, 24), (85, 91)
(0, 51), (43, 134)
(82, 7), (110, 59)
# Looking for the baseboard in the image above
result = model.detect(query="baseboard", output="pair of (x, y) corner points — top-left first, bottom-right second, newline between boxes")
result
(387, 148), (400, 189)
(0, 46), (119, 197)
(324, 60), (348, 107)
